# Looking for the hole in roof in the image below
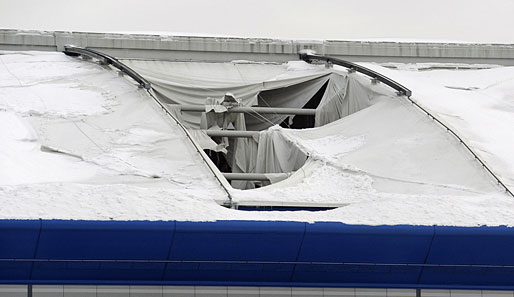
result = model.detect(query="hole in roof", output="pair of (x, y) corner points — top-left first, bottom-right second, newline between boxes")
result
(164, 70), (374, 191)
(132, 59), (375, 191)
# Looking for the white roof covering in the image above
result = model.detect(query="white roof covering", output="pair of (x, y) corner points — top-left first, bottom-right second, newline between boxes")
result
(1, 51), (514, 226)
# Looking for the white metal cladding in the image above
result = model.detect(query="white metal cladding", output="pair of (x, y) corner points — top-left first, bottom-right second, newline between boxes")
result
(2, 29), (514, 65)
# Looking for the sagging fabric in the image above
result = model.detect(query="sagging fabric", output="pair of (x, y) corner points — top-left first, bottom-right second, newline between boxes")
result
(124, 60), (393, 189)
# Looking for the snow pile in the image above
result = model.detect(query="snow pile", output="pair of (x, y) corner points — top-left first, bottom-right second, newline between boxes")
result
(290, 134), (366, 164)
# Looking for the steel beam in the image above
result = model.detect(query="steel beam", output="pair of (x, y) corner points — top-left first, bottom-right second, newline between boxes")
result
(204, 130), (259, 138)
(170, 104), (316, 116)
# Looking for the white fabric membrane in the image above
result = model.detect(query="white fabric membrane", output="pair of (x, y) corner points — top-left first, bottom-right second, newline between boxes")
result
(123, 59), (502, 197)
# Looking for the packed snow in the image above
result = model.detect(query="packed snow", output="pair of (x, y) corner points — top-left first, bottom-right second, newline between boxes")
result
(356, 62), (514, 192)
(1, 51), (514, 226)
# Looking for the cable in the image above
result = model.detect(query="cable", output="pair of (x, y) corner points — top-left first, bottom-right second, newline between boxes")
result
(404, 95), (513, 198)
(255, 93), (290, 128)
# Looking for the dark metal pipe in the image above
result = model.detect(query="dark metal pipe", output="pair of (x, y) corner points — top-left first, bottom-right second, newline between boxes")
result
(170, 104), (316, 115)
(205, 130), (259, 138)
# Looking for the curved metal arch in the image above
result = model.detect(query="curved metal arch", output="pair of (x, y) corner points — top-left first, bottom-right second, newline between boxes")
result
(300, 53), (512, 197)
(62, 45), (234, 205)
(299, 53), (412, 97)
(63, 45), (151, 90)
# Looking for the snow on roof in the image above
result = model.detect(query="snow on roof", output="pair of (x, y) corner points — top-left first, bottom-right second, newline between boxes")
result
(357, 62), (514, 192)
(1, 51), (514, 226)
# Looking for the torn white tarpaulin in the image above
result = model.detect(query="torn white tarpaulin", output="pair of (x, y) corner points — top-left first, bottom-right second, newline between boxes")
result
(314, 72), (388, 127)
(124, 60), (386, 130)
(123, 60), (336, 129)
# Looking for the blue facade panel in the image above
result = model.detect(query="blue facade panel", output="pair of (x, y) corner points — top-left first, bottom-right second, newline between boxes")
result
(31, 220), (175, 281)
(0, 220), (40, 280)
(1, 219), (514, 289)
(293, 223), (434, 284)
(419, 226), (514, 287)
(165, 221), (305, 282)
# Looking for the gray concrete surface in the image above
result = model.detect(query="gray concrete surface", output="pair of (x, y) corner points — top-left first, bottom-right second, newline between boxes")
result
(1, 29), (514, 64)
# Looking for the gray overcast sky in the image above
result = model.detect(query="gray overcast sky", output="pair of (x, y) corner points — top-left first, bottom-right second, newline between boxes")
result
(1, 0), (513, 43)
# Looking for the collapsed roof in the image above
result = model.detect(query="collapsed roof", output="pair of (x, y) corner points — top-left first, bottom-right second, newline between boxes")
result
(0, 50), (513, 226)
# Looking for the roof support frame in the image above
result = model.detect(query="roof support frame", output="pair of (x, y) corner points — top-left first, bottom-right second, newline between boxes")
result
(63, 45), (151, 90)
(299, 52), (412, 97)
